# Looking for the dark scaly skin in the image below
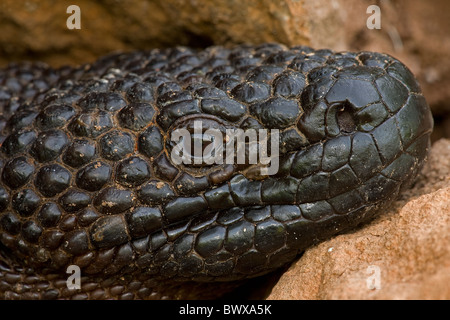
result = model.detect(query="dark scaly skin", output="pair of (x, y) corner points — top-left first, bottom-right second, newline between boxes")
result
(0, 44), (433, 299)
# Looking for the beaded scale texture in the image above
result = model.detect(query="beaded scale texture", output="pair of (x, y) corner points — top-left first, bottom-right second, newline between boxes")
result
(0, 43), (433, 299)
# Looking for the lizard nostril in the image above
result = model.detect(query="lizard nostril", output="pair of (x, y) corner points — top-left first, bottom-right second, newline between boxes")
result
(336, 102), (357, 133)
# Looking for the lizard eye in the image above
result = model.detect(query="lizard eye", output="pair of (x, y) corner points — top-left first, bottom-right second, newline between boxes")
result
(167, 115), (229, 170)
(181, 131), (224, 165)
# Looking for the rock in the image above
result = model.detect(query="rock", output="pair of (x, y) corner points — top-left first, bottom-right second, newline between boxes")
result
(267, 139), (450, 300)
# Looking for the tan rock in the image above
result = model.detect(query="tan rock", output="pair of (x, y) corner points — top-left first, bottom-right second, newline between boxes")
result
(268, 139), (450, 300)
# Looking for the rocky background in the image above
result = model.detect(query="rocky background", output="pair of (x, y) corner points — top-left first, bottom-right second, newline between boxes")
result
(0, 0), (448, 299)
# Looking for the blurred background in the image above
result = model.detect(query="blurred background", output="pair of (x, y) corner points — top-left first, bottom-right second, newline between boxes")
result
(0, 0), (448, 142)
